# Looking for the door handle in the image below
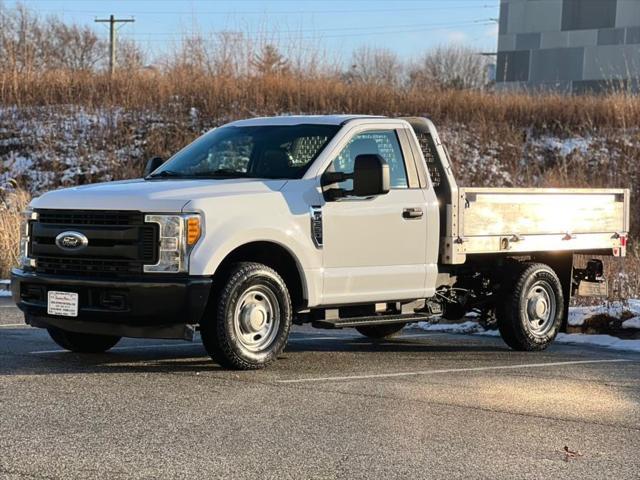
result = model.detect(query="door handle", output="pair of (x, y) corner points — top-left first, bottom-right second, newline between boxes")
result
(402, 208), (423, 219)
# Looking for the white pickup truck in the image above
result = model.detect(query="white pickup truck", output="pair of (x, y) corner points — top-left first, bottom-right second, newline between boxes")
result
(11, 116), (631, 369)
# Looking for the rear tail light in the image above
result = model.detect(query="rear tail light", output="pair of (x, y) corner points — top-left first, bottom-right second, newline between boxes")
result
(614, 233), (628, 257)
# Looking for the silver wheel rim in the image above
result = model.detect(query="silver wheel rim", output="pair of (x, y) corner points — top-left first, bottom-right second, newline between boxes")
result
(233, 286), (280, 353)
(525, 280), (557, 336)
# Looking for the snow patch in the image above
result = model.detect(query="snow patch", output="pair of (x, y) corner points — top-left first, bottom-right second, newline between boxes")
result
(1, 279), (11, 297)
(568, 300), (640, 326)
(554, 333), (640, 353)
(475, 326), (640, 352)
(622, 317), (640, 330)
(415, 304), (640, 353)
(537, 136), (592, 157)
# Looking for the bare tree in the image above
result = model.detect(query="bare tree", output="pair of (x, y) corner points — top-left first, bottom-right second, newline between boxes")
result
(174, 34), (209, 73)
(0, 4), (45, 74)
(165, 31), (258, 77)
(0, 4), (107, 73)
(45, 18), (105, 71)
(408, 44), (490, 90)
(116, 38), (145, 72)
(346, 46), (402, 86)
(211, 31), (245, 77)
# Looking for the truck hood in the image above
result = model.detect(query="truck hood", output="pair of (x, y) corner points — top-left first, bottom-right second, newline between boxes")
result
(31, 178), (289, 212)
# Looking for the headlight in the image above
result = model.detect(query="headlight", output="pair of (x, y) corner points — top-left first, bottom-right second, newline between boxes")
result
(144, 213), (202, 273)
(19, 208), (37, 269)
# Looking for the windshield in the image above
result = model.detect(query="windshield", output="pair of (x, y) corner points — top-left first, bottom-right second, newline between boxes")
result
(148, 124), (340, 180)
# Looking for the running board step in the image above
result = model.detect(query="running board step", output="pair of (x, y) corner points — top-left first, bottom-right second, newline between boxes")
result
(312, 313), (433, 329)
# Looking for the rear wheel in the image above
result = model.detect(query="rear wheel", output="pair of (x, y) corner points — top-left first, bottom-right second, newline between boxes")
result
(201, 262), (292, 370)
(496, 263), (564, 351)
(356, 323), (406, 339)
(47, 327), (121, 353)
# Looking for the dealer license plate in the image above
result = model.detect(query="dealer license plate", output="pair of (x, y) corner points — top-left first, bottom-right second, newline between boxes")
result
(47, 291), (79, 317)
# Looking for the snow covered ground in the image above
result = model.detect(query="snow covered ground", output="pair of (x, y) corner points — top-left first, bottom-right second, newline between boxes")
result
(414, 301), (640, 354)
(0, 106), (173, 194)
(2, 106), (639, 197)
(472, 329), (640, 353)
(568, 299), (640, 328)
(414, 321), (640, 353)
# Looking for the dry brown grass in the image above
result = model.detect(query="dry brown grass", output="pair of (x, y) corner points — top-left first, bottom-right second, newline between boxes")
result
(0, 189), (30, 278)
(2, 70), (640, 131)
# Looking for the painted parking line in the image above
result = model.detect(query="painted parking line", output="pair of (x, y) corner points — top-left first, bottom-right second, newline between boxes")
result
(0, 323), (28, 328)
(276, 359), (631, 384)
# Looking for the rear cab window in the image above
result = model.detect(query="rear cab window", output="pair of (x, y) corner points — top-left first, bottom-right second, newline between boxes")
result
(330, 130), (408, 190)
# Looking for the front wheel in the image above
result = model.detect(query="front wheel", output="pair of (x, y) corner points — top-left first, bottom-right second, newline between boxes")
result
(47, 327), (121, 353)
(496, 263), (564, 351)
(201, 262), (292, 370)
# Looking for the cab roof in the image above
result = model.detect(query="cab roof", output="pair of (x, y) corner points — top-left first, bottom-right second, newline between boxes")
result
(226, 115), (386, 127)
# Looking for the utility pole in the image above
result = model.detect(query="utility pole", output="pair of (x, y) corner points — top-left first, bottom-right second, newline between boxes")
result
(95, 15), (135, 75)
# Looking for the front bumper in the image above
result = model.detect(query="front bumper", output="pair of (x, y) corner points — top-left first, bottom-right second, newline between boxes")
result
(10, 269), (212, 340)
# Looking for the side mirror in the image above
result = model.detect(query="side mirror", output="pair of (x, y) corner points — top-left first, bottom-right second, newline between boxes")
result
(352, 154), (390, 197)
(143, 156), (164, 177)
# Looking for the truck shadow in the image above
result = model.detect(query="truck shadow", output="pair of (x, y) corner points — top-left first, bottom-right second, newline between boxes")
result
(0, 334), (509, 377)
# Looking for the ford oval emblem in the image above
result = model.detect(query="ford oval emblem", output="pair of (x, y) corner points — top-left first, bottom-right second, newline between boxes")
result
(55, 231), (89, 251)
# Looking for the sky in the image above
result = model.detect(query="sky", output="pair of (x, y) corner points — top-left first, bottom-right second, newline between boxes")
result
(8, 0), (500, 63)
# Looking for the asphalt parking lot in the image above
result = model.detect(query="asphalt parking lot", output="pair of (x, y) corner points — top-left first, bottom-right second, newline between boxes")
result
(1, 296), (639, 479)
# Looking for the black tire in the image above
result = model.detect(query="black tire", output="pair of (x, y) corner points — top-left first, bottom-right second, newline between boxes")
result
(47, 327), (121, 353)
(496, 262), (564, 351)
(356, 323), (406, 339)
(201, 262), (292, 370)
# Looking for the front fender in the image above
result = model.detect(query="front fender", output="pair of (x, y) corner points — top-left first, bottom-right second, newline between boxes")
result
(188, 214), (323, 306)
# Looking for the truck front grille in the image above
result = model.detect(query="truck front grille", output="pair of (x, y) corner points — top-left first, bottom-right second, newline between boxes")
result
(30, 209), (158, 277)
(38, 209), (144, 226)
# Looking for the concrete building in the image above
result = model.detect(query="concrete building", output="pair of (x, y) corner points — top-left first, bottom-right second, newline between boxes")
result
(497, 0), (640, 92)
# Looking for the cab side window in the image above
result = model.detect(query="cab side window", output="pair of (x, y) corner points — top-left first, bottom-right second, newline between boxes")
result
(331, 130), (408, 190)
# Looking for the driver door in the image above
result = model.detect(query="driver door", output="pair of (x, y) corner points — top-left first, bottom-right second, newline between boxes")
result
(321, 129), (428, 305)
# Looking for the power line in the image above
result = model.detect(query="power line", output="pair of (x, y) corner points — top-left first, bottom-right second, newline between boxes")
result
(122, 19), (493, 37)
(121, 21), (495, 43)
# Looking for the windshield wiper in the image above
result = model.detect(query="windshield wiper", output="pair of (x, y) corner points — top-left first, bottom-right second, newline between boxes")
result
(147, 169), (251, 180)
(199, 169), (249, 178)
(146, 170), (183, 179)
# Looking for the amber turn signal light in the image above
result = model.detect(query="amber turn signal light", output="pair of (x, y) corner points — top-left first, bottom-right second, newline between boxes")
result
(187, 217), (201, 245)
